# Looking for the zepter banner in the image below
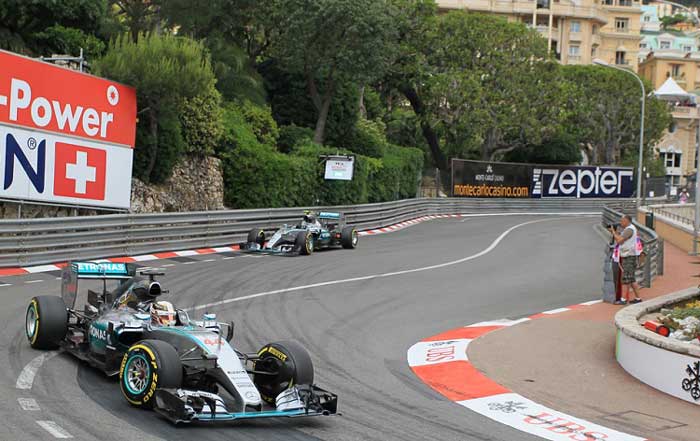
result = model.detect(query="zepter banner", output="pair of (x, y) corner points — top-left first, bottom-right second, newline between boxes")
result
(0, 50), (137, 209)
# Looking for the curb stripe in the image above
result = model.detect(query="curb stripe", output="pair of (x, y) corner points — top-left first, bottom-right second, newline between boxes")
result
(407, 301), (647, 441)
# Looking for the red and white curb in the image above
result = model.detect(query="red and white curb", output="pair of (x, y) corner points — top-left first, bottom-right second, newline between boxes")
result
(1, 211), (597, 278)
(407, 300), (647, 441)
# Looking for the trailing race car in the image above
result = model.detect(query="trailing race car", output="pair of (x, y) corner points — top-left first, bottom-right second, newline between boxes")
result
(243, 211), (358, 255)
(25, 261), (337, 424)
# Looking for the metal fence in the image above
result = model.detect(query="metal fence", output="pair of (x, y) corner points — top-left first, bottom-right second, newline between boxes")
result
(602, 205), (664, 288)
(647, 203), (695, 227)
(0, 198), (636, 268)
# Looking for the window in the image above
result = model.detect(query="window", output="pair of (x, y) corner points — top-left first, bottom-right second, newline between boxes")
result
(670, 122), (677, 133)
(615, 18), (629, 32)
(683, 45), (693, 52)
(603, 0), (613, 5)
(570, 21), (581, 33)
(671, 64), (682, 77)
(569, 44), (581, 56)
(619, 0), (632, 6)
(640, 43), (647, 49)
(665, 152), (682, 168)
(615, 51), (627, 64)
(592, 25), (599, 34)
(660, 41), (671, 49)
(644, 15), (651, 22)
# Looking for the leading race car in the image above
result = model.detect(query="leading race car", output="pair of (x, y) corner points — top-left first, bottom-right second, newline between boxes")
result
(25, 261), (337, 424)
(243, 211), (358, 255)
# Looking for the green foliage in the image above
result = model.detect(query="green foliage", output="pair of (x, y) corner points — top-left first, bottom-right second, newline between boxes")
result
(660, 14), (687, 30)
(0, 0), (111, 56)
(270, 0), (398, 143)
(345, 119), (388, 158)
(277, 124), (314, 153)
(179, 87), (224, 156)
(206, 36), (267, 104)
(560, 65), (671, 166)
(259, 60), (360, 147)
(503, 132), (582, 164)
(218, 103), (423, 208)
(237, 101), (280, 147)
(94, 33), (218, 182)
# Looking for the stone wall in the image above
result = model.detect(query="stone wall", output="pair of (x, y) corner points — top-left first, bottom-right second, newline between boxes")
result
(130, 155), (225, 213)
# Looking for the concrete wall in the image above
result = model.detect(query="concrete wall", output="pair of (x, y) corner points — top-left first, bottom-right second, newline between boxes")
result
(638, 208), (695, 252)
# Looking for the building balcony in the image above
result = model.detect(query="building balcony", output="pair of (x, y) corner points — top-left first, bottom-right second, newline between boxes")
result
(671, 106), (700, 119)
(534, 24), (559, 38)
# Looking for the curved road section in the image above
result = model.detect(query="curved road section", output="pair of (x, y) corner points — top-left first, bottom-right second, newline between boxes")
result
(2, 214), (605, 440)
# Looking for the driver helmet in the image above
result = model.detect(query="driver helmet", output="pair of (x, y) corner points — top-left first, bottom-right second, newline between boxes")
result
(151, 301), (176, 326)
(303, 210), (316, 224)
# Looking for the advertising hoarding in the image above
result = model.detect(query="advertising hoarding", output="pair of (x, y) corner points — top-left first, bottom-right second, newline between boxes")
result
(0, 50), (137, 209)
(324, 156), (354, 181)
(451, 159), (634, 199)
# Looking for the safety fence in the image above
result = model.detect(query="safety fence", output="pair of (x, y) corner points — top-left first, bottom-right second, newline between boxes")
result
(646, 203), (695, 227)
(0, 198), (636, 268)
(602, 205), (663, 288)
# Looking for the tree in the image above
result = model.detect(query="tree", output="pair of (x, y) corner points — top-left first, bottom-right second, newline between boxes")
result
(660, 14), (687, 30)
(0, 0), (112, 56)
(109, 0), (161, 40)
(270, 0), (398, 144)
(93, 33), (219, 182)
(560, 65), (671, 166)
(386, 7), (561, 170)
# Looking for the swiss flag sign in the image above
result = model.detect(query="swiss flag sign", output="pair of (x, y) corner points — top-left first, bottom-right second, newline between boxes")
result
(53, 142), (106, 200)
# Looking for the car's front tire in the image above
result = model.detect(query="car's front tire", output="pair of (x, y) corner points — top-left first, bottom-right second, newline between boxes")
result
(120, 340), (182, 408)
(253, 340), (314, 404)
(295, 231), (313, 255)
(247, 228), (265, 247)
(26, 296), (68, 350)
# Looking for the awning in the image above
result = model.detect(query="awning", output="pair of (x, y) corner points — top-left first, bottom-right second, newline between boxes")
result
(655, 76), (696, 103)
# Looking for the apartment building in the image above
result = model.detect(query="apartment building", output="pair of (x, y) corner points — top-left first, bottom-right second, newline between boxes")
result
(437, 0), (642, 69)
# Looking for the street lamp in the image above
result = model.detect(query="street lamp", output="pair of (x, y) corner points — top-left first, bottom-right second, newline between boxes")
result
(656, 0), (700, 254)
(593, 58), (645, 209)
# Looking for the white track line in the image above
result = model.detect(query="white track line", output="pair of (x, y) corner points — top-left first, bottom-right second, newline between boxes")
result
(0, 283), (11, 287)
(16, 352), (59, 390)
(191, 217), (563, 311)
(36, 421), (72, 439)
(18, 397), (40, 411)
(24, 280), (44, 284)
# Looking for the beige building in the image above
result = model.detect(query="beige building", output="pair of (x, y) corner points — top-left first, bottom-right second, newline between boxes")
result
(437, 0), (642, 70)
(639, 51), (700, 92)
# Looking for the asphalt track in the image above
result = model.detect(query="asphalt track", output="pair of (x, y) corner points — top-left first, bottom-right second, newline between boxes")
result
(0, 214), (605, 441)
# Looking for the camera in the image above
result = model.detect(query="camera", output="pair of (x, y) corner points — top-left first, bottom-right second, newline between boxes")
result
(605, 223), (620, 230)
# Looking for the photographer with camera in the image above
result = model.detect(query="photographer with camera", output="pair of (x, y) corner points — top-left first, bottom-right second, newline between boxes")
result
(610, 215), (643, 305)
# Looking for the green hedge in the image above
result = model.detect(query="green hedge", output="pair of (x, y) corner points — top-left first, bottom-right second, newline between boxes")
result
(218, 104), (424, 208)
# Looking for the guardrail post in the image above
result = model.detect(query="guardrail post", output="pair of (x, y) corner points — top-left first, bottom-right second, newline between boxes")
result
(643, 248), (652, 288)
(657, 238), (664, 276)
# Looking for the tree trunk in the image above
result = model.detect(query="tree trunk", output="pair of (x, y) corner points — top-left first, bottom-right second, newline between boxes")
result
(482, 128), (498, 160)
(400, 85), (448, 171)
(314, 93), (333, 144)
(307, 73), (334, 145)
(145, 107), (158, 182)
(358, 85), (367, 119)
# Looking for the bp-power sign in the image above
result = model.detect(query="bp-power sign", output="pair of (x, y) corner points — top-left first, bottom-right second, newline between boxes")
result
(0, 50), (137, 209)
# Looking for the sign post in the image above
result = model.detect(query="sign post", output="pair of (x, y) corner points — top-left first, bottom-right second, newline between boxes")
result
(0, 50), (137, 210)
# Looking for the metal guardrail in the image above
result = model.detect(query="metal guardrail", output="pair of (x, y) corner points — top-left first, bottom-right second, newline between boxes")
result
(0, 198), (636, 268)
(647, 203), (695, 227)
(602, 205), (664, 288)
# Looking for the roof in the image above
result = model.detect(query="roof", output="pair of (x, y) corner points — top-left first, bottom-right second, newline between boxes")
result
(655, 76), (695, 102)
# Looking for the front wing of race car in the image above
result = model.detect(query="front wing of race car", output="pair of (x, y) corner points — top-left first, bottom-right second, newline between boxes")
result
(238, 242), (296, 254)
(153, 385), (338, 424)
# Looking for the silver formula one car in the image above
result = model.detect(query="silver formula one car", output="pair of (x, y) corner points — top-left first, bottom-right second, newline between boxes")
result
(25, 261), (337, 424)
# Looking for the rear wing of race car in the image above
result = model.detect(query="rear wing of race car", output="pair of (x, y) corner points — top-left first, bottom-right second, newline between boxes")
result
(61, 261), (137, 309)
(318, 212), (342, 220)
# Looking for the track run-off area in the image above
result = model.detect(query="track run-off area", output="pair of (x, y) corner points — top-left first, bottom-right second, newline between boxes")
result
(1, 213), (615, 441)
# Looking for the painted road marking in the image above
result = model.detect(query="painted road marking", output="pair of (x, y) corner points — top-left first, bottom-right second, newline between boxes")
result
(0, 283), (11, 287)
(191, 217), (567, 311)
(580, 299), (603, 306)
(36, 421), (72, 439)
(202, 259), (216, 263)
(161, 263), (175, 267)
(459, 393), (645, 441)
(16, 352), (59, 390)
(25, 280), (44, 284)
(18, 397), (40, 411)
(222, 257), (236, 260)
(541, 307), (571, 315)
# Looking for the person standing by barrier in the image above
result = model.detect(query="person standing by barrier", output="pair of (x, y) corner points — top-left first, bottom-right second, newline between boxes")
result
(610, 215), (643, 305)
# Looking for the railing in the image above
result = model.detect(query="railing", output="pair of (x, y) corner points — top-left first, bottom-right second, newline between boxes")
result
(647, 203), (694, 227)
(0, 198), (636, 268)
(602, 206), (664, 288)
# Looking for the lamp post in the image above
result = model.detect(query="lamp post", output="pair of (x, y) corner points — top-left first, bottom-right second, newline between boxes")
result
(656, 0), (700, 254)
(593, 58), (645, 209)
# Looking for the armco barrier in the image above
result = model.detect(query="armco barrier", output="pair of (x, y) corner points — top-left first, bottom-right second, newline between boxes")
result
(602, 205), (663, 288)
(0, 198), (635, 268)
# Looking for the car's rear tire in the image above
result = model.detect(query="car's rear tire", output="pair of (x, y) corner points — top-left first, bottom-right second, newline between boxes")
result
(120, 340), (182, 408)
(253, 340), (314, 404)
(247, 228), (265, 246)
(341, 226), (358, 249)
(295, 231), (313, 255)
(26, 296), (68, 350)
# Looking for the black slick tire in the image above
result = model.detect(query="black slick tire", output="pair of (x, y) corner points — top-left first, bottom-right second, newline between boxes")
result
(341, 226), (358, 249)
(26, 296), (68, 350)
(253, 340), (314, 404)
